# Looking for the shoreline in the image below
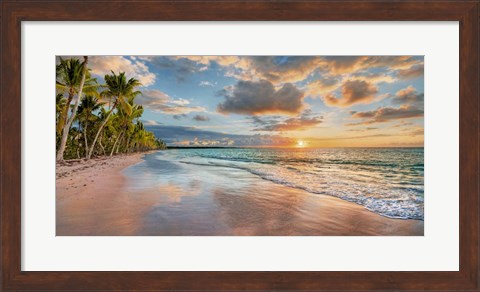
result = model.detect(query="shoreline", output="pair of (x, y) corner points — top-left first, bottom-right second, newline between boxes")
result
(56, 151), (158, 179)
(56, 151), (424, 236)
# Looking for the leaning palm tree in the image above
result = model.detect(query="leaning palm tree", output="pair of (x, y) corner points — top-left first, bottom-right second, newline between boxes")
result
(56, 56), (97, 161)
(77, 95), (103, 158)
(87, 71), (142, 159)
(55, 58), (98, 140)
(96, 107), (114, 156)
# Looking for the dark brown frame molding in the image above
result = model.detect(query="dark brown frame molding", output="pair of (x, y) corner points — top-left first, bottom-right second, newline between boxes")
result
(1, 1), (479, 291)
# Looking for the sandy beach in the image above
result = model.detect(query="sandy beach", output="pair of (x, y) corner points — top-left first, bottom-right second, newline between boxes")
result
(56, 151), (423, 236)
(56, 153), (149, 235)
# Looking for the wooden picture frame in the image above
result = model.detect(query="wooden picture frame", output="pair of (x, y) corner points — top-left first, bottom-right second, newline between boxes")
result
(1, 0), (478, 290)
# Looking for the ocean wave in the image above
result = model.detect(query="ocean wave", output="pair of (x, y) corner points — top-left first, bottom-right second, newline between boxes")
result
(176, 158), (424, 220)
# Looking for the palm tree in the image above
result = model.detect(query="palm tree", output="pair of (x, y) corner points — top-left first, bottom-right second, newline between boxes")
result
(56, 56), (97, 161)
(109, 100), (143, 156)
(131, 121), (147, 152)
(129, 121), (165, 152)
(87, 71), (141, 159)
(55, 58), (97, 139)
(77, 95), (103, 158)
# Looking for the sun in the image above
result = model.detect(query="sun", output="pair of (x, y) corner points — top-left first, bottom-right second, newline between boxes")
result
(296, 140), (305, 147)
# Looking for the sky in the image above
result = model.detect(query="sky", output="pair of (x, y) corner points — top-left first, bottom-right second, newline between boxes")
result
(68, 55), (424, 147)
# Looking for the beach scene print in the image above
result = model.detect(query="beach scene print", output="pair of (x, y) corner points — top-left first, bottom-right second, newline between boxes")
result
(56, 56), (424, 236)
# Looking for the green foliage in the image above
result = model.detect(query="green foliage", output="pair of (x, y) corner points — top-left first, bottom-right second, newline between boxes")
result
(56, 57), (98, 96)
(56, 58), (167, 160)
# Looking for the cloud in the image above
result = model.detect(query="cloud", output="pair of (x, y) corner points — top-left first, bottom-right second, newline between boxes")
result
(199, 81), (216, 87)
(173, 114), (187, 120)
(323, 79), (378, 107)
(317, 56), (422, 75)
(145, 125), (295, 147)
(142, 120), (160, 126)
(396, 64), (424, 79)
(217, 79), (305, 115)
(175, 56), (241, 67)
(319, 56), (368, 74)
(392, 86), (424, 105)
(313, 133), (392, 141)
(236, 56), (322, 84)
(306, 75), (341, 97)
(88, 56), (156, 86)
(307, 69), (396, 99)
(192, 114), (210, 122)
(349, 104), (424, 124)
(179, 56), (322, 84)
(256, 116), (322, 132)
(350, 72), (396, 84)
(363, 56), (422, 70)
(177, 56), (364, 85)
(80, 55), (423, 92)
(145, 56), (207, 82)
(122, 55), (422, 90)
(347, 127), (378, 132)
(391, 121), (414, 128)
(169, 98), (190, 106)
(252, 110), (323, 132)
(137, 89), (206, 115)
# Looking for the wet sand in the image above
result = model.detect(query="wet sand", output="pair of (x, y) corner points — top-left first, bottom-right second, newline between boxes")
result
(56, 152), (424, 236)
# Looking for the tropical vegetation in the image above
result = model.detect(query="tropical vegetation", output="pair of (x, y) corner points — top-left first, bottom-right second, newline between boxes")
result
(55, 57), (166, 161)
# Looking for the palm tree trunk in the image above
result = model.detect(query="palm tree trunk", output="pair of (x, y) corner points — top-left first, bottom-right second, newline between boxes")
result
(116, 134), (125, 154)
(76, 136), (80, 159)
(98, 133), (106, 156)
(83, 122), (89, 158)
(88, 99), (118, 159)
(56, 56), (89, 161)
(110, 132), (123, 156)
(57, 91), (73, 135)
(125, 135), (131, 153)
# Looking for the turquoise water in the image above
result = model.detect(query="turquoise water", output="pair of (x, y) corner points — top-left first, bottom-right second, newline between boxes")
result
(147, 147), (424, 220)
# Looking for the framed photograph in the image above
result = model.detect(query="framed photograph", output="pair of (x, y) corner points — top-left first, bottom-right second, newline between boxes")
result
(1, 0), (479, 291)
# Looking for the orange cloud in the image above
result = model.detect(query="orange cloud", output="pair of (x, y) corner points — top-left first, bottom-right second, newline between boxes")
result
(393, 86), (424, 105)
(323, 80), (378, 107)
(396, 64), (424, 79)
(318, 56), (369, 74)
(349, 104), (424, 125)
(89, 56), (156, 86)
(252, 112), (323, 132)
(350, 72), (396, 84)
(363, 56), (421, 70)
(306, 75), (341, 97)
(137, 89), (206, 115)
(318, 56), (422, 75)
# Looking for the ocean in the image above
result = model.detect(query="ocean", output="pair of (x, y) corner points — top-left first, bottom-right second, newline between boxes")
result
(126, 147), (424, 221)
